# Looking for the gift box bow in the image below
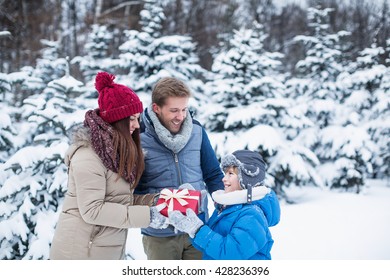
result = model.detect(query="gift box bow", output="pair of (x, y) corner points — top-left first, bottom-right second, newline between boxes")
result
(158, 188), (200, 214)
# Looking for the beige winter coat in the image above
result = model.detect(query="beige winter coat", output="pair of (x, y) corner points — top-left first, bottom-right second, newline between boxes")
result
(50, 128), (155, 260)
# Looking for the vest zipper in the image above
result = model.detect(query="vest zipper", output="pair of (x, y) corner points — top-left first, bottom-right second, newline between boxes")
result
(173, 153), (183, 185)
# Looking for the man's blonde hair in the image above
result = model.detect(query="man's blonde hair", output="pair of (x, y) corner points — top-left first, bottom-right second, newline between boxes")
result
(152, 77), (192, 106)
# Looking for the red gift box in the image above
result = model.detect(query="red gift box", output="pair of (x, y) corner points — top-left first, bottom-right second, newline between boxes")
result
(156, 188), (200, 217)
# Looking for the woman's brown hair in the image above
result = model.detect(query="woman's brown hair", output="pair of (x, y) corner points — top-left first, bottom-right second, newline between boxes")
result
(111, 117), (144, 188)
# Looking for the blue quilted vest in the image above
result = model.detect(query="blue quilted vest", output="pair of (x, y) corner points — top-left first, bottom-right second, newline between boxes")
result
(137, 110), (206, 237)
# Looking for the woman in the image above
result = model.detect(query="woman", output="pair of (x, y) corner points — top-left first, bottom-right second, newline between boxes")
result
(50, 72), (169, 260)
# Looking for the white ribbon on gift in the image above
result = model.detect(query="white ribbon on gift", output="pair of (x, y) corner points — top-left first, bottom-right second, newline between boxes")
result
(159, 188), (199, 213)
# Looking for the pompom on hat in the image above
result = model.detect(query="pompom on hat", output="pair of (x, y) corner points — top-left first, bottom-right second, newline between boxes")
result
(221, 150), (267, 203)
(95, 72), (143, 123)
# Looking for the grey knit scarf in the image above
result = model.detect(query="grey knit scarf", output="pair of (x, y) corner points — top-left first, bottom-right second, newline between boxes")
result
(147, 105), (193, 154)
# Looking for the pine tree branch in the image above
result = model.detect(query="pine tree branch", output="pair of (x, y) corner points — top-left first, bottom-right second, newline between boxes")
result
(98, 1), (142, 18)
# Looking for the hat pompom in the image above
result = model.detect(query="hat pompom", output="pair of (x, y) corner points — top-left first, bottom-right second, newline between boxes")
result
(95, 72), (115, 92)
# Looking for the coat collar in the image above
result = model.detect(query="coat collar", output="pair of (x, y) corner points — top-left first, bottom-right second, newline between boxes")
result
(65, 125), (91, 167)
(212, 185), (270, 206)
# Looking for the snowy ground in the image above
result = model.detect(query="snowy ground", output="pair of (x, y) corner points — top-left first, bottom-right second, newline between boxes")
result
(127, 179), (390, 260)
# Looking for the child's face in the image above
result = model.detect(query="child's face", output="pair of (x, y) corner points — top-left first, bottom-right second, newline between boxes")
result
(222, 167), (242, 193)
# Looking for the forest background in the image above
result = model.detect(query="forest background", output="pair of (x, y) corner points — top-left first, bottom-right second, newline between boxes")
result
(0, 0), (389, 260)
(1, 0), (390, 74)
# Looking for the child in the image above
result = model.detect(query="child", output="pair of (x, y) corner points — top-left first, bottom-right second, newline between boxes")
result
(169, 150), (281, 260)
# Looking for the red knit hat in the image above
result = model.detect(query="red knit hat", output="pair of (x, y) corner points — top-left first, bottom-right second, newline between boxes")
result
(95, 72), (143, 123)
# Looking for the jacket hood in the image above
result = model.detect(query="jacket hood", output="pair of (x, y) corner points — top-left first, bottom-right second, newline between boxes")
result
(253, 189), (281, 227)
(64, 125), (91, 167)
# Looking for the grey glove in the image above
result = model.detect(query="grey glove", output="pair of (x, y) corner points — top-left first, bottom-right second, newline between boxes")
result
(169, 208), (204, 238)
(149, 206), (170, 229)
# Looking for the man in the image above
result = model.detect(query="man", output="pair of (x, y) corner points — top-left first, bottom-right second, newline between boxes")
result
(135, 77), (224, 260)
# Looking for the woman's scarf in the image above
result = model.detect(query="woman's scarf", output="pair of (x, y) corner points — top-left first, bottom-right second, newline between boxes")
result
(84, 109), (135, 183)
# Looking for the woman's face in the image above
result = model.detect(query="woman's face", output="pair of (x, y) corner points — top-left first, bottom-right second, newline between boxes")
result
(222, 166), (242, 193)
(129, 113), (140, 135)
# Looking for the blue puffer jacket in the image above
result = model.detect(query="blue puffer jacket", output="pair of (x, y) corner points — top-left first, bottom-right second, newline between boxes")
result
(135, 108), (224, 237)
(192, 190), (280, 260)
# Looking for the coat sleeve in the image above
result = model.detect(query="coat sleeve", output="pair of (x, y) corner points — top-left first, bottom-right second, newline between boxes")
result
(192, 210), (268, 260)
(70, 148), (151, 228)
(133, 193), (158, 206)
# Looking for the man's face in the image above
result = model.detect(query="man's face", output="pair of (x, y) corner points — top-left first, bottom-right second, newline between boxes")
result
(153, 96), (189, 134)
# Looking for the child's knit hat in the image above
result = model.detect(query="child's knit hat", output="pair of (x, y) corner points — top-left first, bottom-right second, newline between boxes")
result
(221, 150), (267, 203)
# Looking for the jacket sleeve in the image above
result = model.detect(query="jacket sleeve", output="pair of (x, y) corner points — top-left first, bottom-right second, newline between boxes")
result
(133, 193), (158, 206)
(200, 127), (224, 194)
(192, 209), (268, 259)
(71, 147), (150, 229)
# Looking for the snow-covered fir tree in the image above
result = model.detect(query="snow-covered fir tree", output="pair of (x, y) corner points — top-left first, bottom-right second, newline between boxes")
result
(0, 73), (17, 163)
(34, 40), (68, 84)
(372, 75), (390, 179)
(340, 44), (390, 180)
(0, 68), (46, 163)
(291, 6), (374, 193)
(0, 69), (88, 259)
(0, 73), (16, 163)
(0, 72), (11, 103)
(205, 22), (322, 200)
(0, 111), (16, 163)
(71, 24), (116, 84)
(6, 67), (45, 107)
(292, 6), (351, 128)
(116, 0), (208, 113)
(294, 6), (351, 82)
(139, 0), (165, 39)
(380, 40), (390, 179)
